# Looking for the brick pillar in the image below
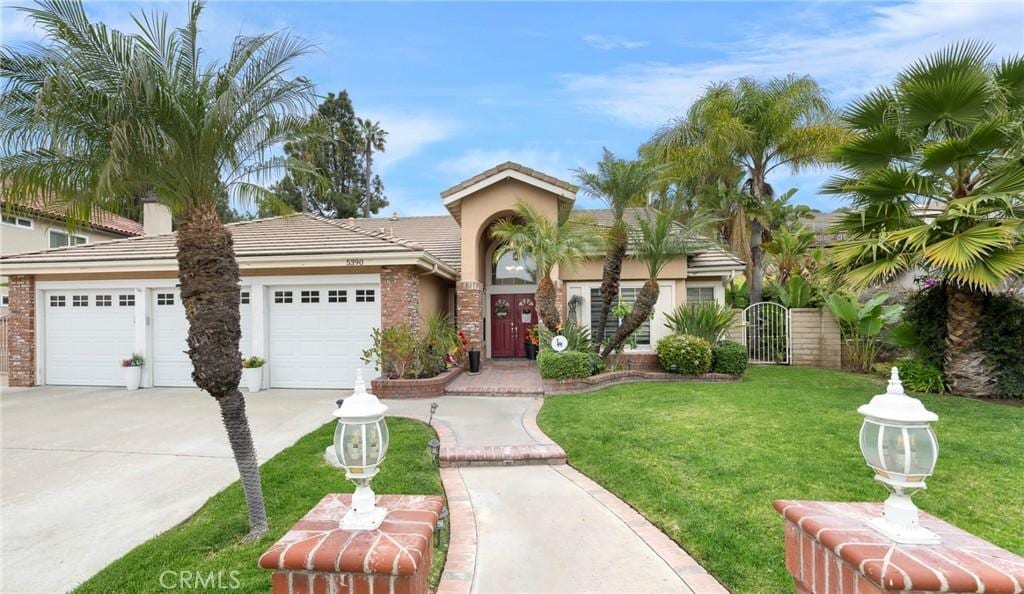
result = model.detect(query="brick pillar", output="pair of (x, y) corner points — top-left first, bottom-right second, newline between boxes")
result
(381, 265), (420, 332)
(7, 275), (36, 387)
(775, 500), (1024, 594)
(456, 280), (483, 350)
(259, 494), (443, 594)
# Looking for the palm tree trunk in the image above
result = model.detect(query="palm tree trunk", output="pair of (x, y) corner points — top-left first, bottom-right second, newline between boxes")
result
(177, 203), (268, 541)
(749, 219), (765, 303)
(536, 275), (560, 331)
(944, 285), (996, 397)
(594, 240), (627, 348)
(363, 150), (372, 218)
(601, 279), (658, 357)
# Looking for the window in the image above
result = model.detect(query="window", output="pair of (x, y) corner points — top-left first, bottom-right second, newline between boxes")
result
(156, 293), (175, 306)
(240, 291), (250, 305)
(356, 289), (375, 303)
(119, 294), (135, 307)
(589, 287), (650, 347)
(50, 295), (66, 307)
(1, 295), (8, 307)
(48, 230), (88, 249)
(686, 286), (717, 305)
(328, 290), (347, 303)
(1, 214), (32, 229)
(274, 290), (293, 304)
(300, 290), (320, 304)
(491, 251), (537, 286)
(95, 295), (112, 307)
(72, 295), (88, 307)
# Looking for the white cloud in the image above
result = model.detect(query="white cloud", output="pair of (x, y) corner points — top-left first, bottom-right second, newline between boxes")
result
(438, 148), (583, 182)
(582, 34), (650, 50)
(562, 0), (1024, 127)
(360, 110), (460, 172)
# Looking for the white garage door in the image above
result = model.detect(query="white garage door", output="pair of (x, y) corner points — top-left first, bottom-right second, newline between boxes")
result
(151, 288), (252, 387)
(268, 284), (379, 389)
(44, 290), (136, 385)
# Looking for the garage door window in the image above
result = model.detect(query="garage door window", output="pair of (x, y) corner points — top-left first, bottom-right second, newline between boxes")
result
(356, 289), (375, 303)
(72, 295), (89, 307)
(50, 295), (66, 307)
(156, 293), (175, 306)
(240, 291), (250, 305)
(119, 294), (135, 307)
(274, 290), (293, 304)
(300, 290), (320, 303)
(328, 290), (347, 303)
(96, 295), (112, 307)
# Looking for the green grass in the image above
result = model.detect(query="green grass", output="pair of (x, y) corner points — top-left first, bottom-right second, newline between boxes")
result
(539, 366), (1024, 594)
(74, 418), (445, 594)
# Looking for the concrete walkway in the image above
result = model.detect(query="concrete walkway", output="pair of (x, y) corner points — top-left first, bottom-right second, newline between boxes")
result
(384, 397), (727, 594)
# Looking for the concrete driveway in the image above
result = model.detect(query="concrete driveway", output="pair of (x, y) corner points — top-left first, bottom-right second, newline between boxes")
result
(1, 385), (341, 594)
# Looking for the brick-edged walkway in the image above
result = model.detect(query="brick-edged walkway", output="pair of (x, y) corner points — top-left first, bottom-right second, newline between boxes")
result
(444, 359), (543, 396)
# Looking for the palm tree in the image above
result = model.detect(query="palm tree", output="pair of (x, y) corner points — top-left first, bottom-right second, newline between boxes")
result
(358, 118), (387, 218)
(1, 0), (319, 540)
(574, 150), (661, 347)
(824, 41), (1024, 397)
(490, 202), (602, 331)
(646, 75), (847, 302)
(764, 224), (816, 284)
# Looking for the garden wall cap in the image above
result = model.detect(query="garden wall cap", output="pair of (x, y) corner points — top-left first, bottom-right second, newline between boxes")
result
(334, 370), (388, 420)
(858, 367), (938, 424)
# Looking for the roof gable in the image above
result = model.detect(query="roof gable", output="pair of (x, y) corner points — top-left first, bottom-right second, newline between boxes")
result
(440, 162), (577, 219)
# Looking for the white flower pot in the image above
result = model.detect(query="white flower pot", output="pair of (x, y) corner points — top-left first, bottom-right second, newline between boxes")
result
(243, 367), (263, 393)
(124, 366), (142, 391)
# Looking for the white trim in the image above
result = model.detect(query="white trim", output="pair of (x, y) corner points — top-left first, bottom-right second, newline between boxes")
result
(47, 229), (88, 249)
(1, 214), (34, 229)
(35, 273), (383, 291)
(684, 280), (725, 305)
(443, 169), (576, 206)
(565, 281), (662, 352)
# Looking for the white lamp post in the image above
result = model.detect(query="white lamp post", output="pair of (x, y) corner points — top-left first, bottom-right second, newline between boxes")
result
(858, 367), (940, 544)
(333, 370), (390, 530)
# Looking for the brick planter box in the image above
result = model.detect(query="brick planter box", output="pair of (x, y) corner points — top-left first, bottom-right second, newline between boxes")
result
(371, 366), (464, 399)
(544, 370), (741, 395)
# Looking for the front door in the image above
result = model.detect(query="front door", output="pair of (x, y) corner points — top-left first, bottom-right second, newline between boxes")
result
(490, 293), (537, 357)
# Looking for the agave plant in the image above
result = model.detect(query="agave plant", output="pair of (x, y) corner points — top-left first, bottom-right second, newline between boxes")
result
(664, 302), (736, 345)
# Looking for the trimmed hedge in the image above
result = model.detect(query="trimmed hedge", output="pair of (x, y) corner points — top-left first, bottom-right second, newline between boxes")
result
(711, 340), (748, 375)
(538, 350), (595, 380)
(656, 334), (712, 375)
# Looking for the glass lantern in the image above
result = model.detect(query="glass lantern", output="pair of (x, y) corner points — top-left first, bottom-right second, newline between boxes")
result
(332, 370), (390, 530)
(857, 367), (941, 544)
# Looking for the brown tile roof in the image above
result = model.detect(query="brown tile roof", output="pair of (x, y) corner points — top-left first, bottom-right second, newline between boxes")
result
(2, 197), (142, 236)
(349, 214), (461, 270)
(439, 161), (578, 198)
(0, 213), (436, 265)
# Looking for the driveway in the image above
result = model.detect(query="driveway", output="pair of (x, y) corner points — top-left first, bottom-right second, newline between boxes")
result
(1, 385), (340, 594)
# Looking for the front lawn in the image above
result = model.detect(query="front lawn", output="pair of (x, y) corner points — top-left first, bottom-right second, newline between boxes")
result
(539, 366), (1024, 594)
(74, 418), (445, 594)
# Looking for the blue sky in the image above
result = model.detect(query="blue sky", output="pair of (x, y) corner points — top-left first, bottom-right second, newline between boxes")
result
(3, 1), (1022, 216)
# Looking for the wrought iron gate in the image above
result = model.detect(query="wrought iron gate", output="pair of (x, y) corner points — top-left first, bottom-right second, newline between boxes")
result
(742, 302), (791, 364)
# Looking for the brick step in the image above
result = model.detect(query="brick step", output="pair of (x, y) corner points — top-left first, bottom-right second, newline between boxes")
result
(439, 443), (566, 467)
(442, 389), (543, 397)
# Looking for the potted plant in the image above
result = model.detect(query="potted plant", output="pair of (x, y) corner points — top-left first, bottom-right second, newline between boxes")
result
(241, 356), (265, 393)
(525, 326), (539, 360)
(121, 354), (144, 390)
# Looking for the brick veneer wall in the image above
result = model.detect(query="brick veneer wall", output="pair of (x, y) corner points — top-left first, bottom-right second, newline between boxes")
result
(7, 275), (35, 387)
(456, 280), (483, 350)
(371, 366), (463, 398)
(381, 265), (420, 332)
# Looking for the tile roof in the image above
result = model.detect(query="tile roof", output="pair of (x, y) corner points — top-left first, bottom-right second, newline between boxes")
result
(439, 161), (577, 198)
(349, 214), (461, 270)
(2, 197), (142, 236)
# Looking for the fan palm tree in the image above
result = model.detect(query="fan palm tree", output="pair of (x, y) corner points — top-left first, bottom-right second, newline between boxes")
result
(646, 75), (847, 302)
(574, 150), (661, 347)
(1, 0), (319, 540)
(490, 202), (602, 331)
(358, 118), (387, 218)
(824, 41), (1024, 397)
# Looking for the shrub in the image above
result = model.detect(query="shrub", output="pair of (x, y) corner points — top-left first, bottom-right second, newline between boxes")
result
(979, 294), (1024, 399)
(538, 323), (592, 353)
(900, 286), (948, 367)
(711, 340), (747, 375)
(894, 357), (948, 394)
(420, 313), (462, 375)
(664, 302), (735, 346)
(538, 350), (595, 380)
(656, 334), (712, 375)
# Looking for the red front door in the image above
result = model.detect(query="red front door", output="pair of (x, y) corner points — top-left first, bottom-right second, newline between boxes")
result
(490, 294), (537, 358)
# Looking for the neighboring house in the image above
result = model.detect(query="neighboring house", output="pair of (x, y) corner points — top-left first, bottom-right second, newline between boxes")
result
(1, 162), (743, 389)
(1, 198), (143, 314)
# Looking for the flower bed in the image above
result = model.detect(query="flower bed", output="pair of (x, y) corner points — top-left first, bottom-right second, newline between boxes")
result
(544, 369), (740, 395)
(371, 366), (464, 399)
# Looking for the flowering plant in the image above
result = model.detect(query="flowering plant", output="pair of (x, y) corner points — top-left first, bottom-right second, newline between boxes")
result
(121, 353), (144, 367)
(528, 325), (540, 346)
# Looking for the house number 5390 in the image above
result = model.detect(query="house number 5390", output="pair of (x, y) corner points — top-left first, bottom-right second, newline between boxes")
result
(345, 259), (364, 266)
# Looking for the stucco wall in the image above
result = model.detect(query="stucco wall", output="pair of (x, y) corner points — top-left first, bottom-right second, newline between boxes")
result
(419, 273), (453, 320)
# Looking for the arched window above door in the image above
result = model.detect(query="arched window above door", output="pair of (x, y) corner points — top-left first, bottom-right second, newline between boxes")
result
(492, 251), (537, 286)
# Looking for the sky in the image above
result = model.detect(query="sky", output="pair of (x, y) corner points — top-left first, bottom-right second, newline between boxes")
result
(2, 0), (1023, 216)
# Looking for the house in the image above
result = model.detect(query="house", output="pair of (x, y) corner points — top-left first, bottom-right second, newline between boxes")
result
(1, 197), (144, 314)
(1, 162), (743, 389)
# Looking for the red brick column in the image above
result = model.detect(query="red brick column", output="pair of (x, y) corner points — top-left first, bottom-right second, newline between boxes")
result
(381, 265), (421, 332)
(259, 494), (443, 594)
(775, 500), (1024, 594)
(455, 280), (483, 350)
(7, 275), (36, 387)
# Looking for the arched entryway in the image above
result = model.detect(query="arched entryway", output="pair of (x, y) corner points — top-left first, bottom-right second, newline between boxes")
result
(486, 243), (538, 358)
